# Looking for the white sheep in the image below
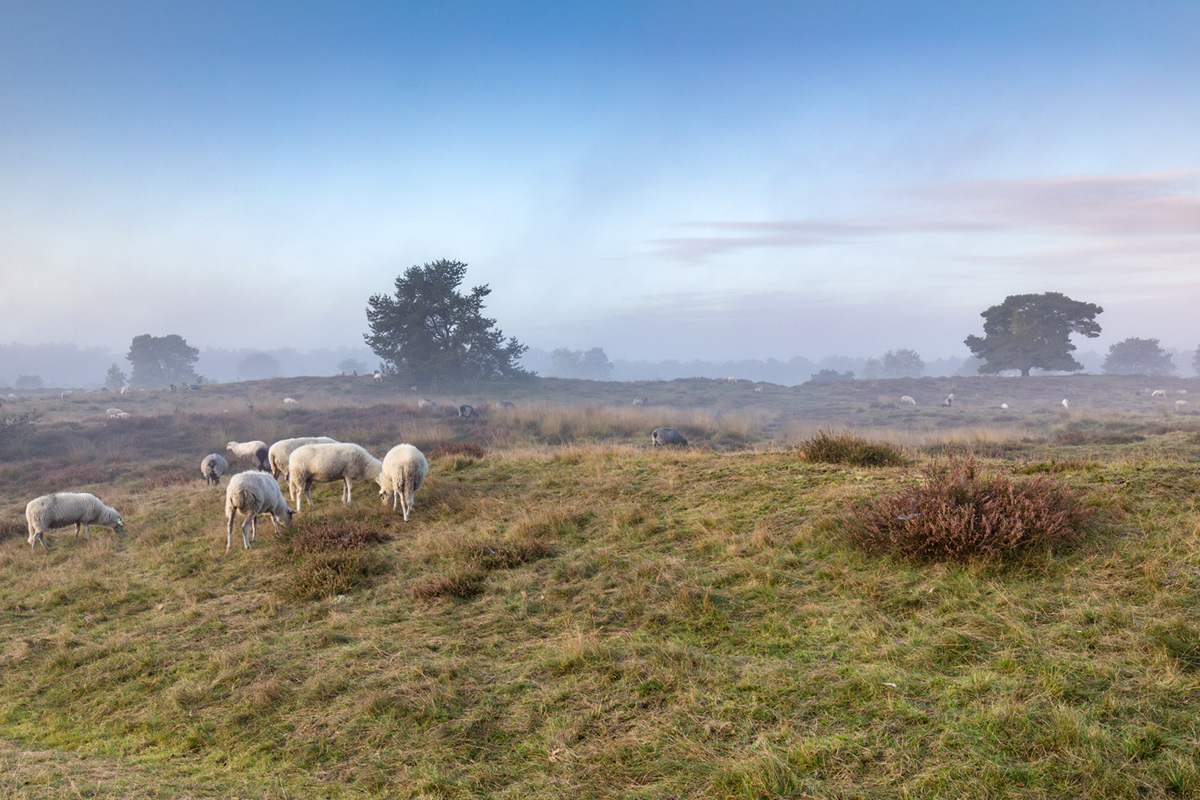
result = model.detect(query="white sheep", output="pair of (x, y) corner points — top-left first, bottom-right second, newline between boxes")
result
(201, 453), (229, 486)
(1000, 403), (1010, 410)
(224, 471), (295, 552)
(114, 411), (130, 419)
(1061, 398), (1070, 410)
(1177, 390), (1188, 396)
(1177, 399), (1189, 410)
(372, 371), (383, 383)
(120, 386), (130, 395)
(26, 492), (124, 550)
(283, 397), (298, 405)
(377, 444), (429, 522)
(267, 436), (339, 481)
(418, 398), (438, 411)
(1151, 389), (1167, 398)
(900, 396), (916, 405)
(942, 393), (955, 407)
(227, 440), (270, 471)
(288, 442), (383, 510)
(105, 407), (123, 418)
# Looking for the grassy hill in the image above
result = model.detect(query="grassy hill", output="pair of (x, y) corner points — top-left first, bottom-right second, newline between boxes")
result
(1, 375), (1199, 798)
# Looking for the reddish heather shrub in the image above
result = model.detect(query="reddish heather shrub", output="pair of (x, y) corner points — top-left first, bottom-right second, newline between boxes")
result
(463, 537), (552, 571)
(144, 468), (194, 490)
(274, 518), (388, 601)
(846, 453), (1092, 563)
(281, 518), (388, 556)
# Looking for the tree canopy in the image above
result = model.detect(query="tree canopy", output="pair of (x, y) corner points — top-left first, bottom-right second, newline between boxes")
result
(126, 334), (199, 388)
(364, 260), (531, 383)
(1102, 337), (1175, 376)
(964, 292), (1102, 376)
(549, 347), (613, 380)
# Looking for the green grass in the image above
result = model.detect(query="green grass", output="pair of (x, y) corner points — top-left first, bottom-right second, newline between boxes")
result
(1, 375), (1200, 797)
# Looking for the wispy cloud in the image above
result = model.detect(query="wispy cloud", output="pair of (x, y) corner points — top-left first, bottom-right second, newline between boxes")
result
(652, 169), (1200, 260)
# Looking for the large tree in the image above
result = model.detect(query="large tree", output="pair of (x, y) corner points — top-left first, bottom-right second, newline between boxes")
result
(126, 334), (200, 388)
(364, 259), (531, 382)
(1102, 337), (1175, 376)
(550, 347), (614, 380)
(964, 292), (1102, 376)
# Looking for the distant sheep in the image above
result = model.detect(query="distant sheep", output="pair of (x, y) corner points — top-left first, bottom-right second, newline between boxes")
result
(268, 436), (339, 481)
(418, 398), (438, 412)
(377, 444), (429, 522)
(631, 397), (647, 406)
(1151, 389), (1167, 398)
(120, 386), (130, 395)
(224, 471), (295, 552)
(495, 400), (515, 409)
(1178, 390), (1189, 396)
(1177, 399), (1189, 410)
(900, 396), (916, 405)
(458, 404), (479, 418)
(60, 391), (73, 400)
(1061, 398), (1070, 410)
(201, 453), (229, 486)
(26, 492), (124, 550)
(372, 371), (383, 383)
(753, 386), (764, 393)
(227, 440), (270, 471)
(105, 408), (124, 418)
(942, 393), (955, 407)
(651, 427), (688, 446)
(288, 442), (383, 510)
(283, 397), (298, 405)
(1000, 403), (1010, 410)
(114, 411), (130, 419)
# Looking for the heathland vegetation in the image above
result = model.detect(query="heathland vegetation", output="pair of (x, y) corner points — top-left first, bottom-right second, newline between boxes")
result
(2, 372), (1200, 798)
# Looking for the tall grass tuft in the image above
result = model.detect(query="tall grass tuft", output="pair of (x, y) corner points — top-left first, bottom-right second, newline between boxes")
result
(845, 452), (1093, 563)
(797, 429), (907, 467)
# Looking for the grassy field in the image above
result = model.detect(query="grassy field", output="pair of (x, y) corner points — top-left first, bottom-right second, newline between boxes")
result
(2, 374), (1200, 798)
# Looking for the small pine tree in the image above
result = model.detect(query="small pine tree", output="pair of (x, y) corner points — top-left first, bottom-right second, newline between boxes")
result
(104, 363), (127, 391)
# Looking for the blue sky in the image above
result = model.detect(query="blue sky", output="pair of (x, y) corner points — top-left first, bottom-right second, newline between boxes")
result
(1, 1), (1198, 362)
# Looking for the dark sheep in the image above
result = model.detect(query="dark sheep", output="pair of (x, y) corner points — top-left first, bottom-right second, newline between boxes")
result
(651, 427), (688, 447)
(459, 404), (479, 418)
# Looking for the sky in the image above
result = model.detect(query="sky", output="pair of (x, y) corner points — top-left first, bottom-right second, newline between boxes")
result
(1, 1), (1198, 363)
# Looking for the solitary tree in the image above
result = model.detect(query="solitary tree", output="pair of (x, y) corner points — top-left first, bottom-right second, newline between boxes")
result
(237, 352), (282, 381)
(364, 259), (531, 383)
(104, 363), (127, 390)
(126, 334), (200, 388)
(964, 292), (1103, 376)
(1102, 337), (1176, 376)
(1192, 344), (1200, 376)
(881, 349), (925, 378)
(550, 347), (613, 380)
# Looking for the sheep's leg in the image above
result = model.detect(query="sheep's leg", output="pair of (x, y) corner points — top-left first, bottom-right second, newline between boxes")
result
(343, 477), (353, 503)
(75, 522), (81, 538)
(269, 513), (280, 535)
(226, 514), (235, 553)
(303, 482), (314, 510)
(242, 515), (253, 549)
(83, 523), (90, 539)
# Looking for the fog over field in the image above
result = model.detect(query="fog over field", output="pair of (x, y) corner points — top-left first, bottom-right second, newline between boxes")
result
(1, 3), (1197, 383)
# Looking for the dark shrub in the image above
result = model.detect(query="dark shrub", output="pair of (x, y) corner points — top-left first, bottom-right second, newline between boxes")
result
(410, 570), (486, 600)
(798, 429), (906, 468)
(426, 441), (487, 459)
(275, 518), (388, 601)
(846, 452), (1092, 563)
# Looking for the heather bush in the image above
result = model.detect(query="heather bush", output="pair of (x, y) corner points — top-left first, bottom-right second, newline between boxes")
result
(798, 429), (906, 467)
(846, 452), (1092, 563)
(425, 440), (487, 459)
(275, 517), (388, 601)
(409, 570), (486, 600)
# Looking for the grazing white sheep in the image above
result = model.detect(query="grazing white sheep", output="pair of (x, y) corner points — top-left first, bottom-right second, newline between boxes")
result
(900, 396), (916, 405)
(418, 398), (438, 411)
(105, 407), (123, 418)
(1177, 389), (1188, 396)
(1151, 389), (1167, 398)
(26, 492), (124, 550)
(1176, 399), (1189, 410)
(377, 444), (429, 522)
(942, 393), (955, 407)
(60, 391), (73, 400)
(631, 397), (647, 406)
(224, 472), (295, 552)
(120, 386), (130, 395)
(114, 411), (130, 419)
(227, 440), (270, 471)
(288, 442), (383, 510)
(201, 453), (229, 486)
(651, 427), (688, 446)
(283, 397), (298, 405)
(1000, 403), (1010, 410)
(372, 371), (383, 383)
(268, 436), (339, 480)
(753, 386), (764, 393)
(1061, 398), (1070, 410)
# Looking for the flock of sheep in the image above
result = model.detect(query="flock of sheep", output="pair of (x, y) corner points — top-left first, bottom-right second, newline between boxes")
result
(24, 435), (430, 554)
